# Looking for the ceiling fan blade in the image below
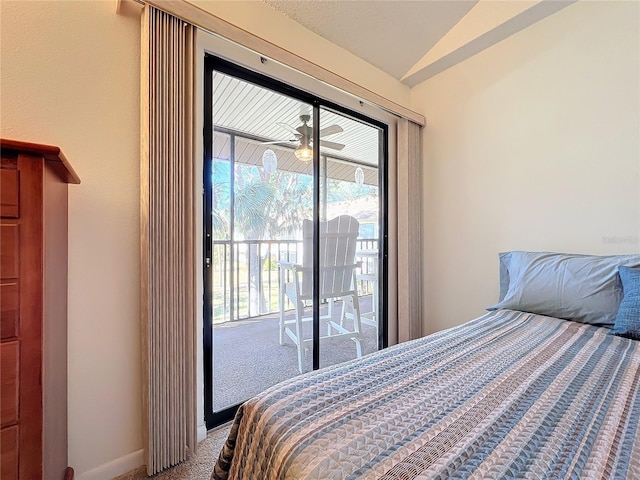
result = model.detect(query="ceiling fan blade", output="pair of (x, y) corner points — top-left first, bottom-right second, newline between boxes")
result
(276, 122), (300, 136)
(260, 140), (295, 145)
(319, 140), (345, 151)
(318, 124), (343, 138)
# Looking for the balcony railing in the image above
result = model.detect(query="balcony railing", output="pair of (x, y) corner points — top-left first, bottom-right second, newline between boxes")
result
(211, 238), (378, 323)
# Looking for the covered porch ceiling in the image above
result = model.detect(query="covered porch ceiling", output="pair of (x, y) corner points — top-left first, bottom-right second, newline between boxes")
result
(212, 71), (381, 186)
(213, 131), (379, 186)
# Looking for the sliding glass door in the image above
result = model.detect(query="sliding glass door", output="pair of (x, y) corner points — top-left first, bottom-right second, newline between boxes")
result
(203, 55), (387, 428)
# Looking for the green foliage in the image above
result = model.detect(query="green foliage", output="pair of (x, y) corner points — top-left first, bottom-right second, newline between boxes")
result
(234, 180), (277, 239)
(212, 161), (377, 242)
(266, 170), (313, 239)
(327, 178), (378, 203)
(229, 164), (313, 241)
(212, 161), (231, 240)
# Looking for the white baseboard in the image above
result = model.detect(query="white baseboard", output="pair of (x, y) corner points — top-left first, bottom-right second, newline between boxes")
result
(76, 427), (208, 480)
(76, 449), (144, 480)
(197, 423), (208, 443)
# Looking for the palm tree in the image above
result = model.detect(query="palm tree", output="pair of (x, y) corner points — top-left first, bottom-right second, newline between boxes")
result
(212, 161), (230, 240)
(228, 165), (312, 317)
(233, 167), (275, 317)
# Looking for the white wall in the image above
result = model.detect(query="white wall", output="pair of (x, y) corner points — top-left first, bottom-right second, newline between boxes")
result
(411, 1), (640, 335)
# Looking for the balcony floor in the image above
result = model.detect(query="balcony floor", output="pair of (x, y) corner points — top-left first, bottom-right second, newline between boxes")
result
(212, 295), (378, 411)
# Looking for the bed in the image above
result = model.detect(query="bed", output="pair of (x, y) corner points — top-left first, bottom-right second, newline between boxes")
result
(212, 252), (640, 479)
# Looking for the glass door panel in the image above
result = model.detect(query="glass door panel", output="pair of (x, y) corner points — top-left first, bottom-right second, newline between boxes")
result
(318, 107), (382, 369)
(208, 66), (315, 415)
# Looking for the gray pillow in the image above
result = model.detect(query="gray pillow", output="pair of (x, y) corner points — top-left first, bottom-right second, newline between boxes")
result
(488, 251), (640, 327)
(498, 251), (513, 302)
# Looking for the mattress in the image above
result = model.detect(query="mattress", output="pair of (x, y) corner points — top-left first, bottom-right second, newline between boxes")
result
(212, 309), (640, 479)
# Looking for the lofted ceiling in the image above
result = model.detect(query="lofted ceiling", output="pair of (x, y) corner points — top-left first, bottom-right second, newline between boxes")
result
(263, 0), (477, 80)
(262, 0), (574, 87)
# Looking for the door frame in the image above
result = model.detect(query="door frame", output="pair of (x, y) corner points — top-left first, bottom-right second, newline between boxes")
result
(201, 52), (390, 430)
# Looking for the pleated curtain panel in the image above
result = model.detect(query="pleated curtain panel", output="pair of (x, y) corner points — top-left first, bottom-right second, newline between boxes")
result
(396, 119), (423, 343)
(140, 5), (197, 475)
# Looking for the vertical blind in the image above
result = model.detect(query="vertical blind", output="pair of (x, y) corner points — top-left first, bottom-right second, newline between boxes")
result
(140, 5), (197, 475)
(397, 119), (423, 342)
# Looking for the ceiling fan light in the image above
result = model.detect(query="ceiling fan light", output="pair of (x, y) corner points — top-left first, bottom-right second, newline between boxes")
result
(294, 145), (313, 162)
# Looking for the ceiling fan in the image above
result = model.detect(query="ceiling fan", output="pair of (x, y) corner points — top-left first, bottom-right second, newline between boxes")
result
(262, 110), (345, 162)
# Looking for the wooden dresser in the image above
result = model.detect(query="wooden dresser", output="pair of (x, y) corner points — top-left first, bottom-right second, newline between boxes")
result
(0, 139), (79, 480)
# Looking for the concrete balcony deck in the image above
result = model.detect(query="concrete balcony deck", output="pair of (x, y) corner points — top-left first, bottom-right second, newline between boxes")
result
(212, 294), (378, 411)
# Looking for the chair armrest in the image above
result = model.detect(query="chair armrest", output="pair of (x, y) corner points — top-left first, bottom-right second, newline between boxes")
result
(276, 260), (301, 271)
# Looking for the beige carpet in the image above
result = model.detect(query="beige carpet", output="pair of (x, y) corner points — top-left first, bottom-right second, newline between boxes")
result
(114, 423), (231, 480)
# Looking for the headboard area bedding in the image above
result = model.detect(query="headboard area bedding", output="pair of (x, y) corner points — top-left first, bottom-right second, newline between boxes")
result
(212, 252), (640, 480)
(489, 251), (640, 328)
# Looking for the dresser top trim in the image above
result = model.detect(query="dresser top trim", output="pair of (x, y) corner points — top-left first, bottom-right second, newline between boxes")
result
(1, 139), (81, 185)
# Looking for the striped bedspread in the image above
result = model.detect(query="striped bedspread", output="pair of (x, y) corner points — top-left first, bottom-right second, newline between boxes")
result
(212, 310), (640, 479)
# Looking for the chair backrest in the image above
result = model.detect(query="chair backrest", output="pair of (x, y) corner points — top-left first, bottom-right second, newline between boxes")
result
(300, 215), (359, 298)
